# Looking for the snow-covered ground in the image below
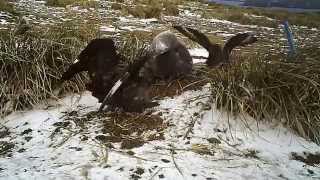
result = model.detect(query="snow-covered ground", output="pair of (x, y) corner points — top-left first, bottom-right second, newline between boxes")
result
(1, 1), (320, 179)
(1, 48), (319, 180)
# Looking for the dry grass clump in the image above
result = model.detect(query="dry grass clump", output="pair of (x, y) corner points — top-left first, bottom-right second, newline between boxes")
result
(128, 4), (162, 19)
(46, 0), (98, 8)
(0, 24), (158, 116)
(208, 47), (320, 143)
(149, 66), (209, 99)
(203, 3), (278, 28)
(0, 23), (97, 116)
(248, 7), (320, 28)
(124, 0), (181, 19)
(204, 2), (320, 28)
(0, 0), (17, 15)
(110, 2), (123, 11)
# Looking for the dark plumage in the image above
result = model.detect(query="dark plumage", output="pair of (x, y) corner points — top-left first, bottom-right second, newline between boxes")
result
(173, 26), (257, 67)
(99, 53), (158, 112)
(98, 30), (194, 112)
(60, 38), (157, 112)
(60, 38), (121, 101)
(141, 31), (193, 79)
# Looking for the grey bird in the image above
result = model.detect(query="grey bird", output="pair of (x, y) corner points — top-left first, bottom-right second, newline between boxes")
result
(141, 30), (193, 80)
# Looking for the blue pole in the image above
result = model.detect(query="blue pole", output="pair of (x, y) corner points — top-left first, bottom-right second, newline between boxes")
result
(282, 21), (296, 56)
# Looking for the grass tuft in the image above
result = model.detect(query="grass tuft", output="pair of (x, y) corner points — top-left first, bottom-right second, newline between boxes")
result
(0, 0), (17, 15)
(46, 0), (98, 8)
(204, 2), (320, 28)
(123, 0), (181, 19)
(0, 22), (99, 116)
(0, 23), (155, 116)
(208, 47), (320, 143)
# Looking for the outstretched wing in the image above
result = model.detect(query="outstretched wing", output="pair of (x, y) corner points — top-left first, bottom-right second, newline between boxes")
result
(173, 26), (199, 44)
(185, 27), (214, 50)
(173, 26), (218, 51)
(60, 38), (118, 83)
(223, 33), (257, 54)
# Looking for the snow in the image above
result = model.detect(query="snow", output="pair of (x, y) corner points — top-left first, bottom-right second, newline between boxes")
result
(0, 19), (8, 25)
(1, 1), (320, 179)
(181, 10), (201, 18)
(0, 12), (13, 25)
(139, 18), (158, 24)
(217, 32), (235, 37)
(118, 26), (152, 32)
(1, 48), (319, 180)
(100, 25), (119, 32)
(68, 6), (89, 13)
(0, 92), (100, 179)
(245, 13), (276, 22)
(209, 17), (277, 31)
(189, 48), (208, 64)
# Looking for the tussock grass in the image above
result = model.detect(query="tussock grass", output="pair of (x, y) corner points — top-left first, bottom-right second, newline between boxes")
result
(0, 23), (95, 116)
(0, 23), (153, 116)
(118, 0), (181, 19)
(208, 47), (320, 143)
(117, 34), (149, 63)
(128, 5), (162, 19)
(46, 0), (98, 8)
(0, 0), (16, 14)
(204, 2), (320, 28)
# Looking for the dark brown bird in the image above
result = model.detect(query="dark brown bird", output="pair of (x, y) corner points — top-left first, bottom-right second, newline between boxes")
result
(60, 38), (157, 112)
(173, 26), (257, 67)
(99, 53), (159, 112)
(60, 38), (121, 101)
(99, 30), (195, 112)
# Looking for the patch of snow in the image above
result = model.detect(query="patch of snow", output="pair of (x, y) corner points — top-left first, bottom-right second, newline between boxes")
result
(209, 18), (235, 25)
(217, 32), (235, 37)
(209, 17), (276, 31)
(181, 10), (201, 18)
(0, 19), (8, 25)
(67, 6), (90, 13)
(139, 18), (158, 24)
(100, 25), (118, 32)
(1, 83), (318, 180)
(119, 26), (151, 32)
(118, 16), (132, 23)
(189, 48), (208, 64)
(245, 13), (275, 22)
(1, 1), (320, 179)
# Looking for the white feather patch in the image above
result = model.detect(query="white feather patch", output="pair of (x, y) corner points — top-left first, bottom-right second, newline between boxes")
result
(106, 78), (123, 98)
(73, 59), (79, 64)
